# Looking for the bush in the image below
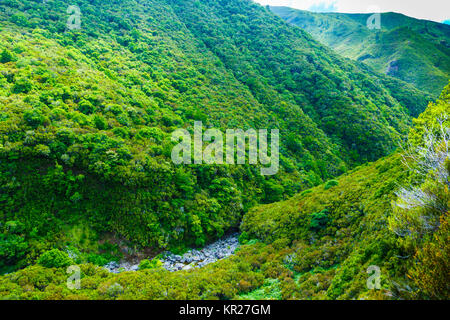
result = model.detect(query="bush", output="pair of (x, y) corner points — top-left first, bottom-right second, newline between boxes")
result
(137, 127), (164, 142)
(107, 283), (124, 298)
(12, 78), (33, 94)
(5, 221), (25, 234)
(138, 258), (163, 270)
(37, 249), (74, 268)
(324, 180), (339, 190)
(93, 114), (108, 130)
(0, 234), (28, 268)
(23, 109), (45, 128)
(309, 209), (330, 231)
(87, 253), (109, 266)
(78, 100), (95, 115)
(264, 180), (284, 203)
(238, 232), (250, 245)
(0, 49), (14, 63)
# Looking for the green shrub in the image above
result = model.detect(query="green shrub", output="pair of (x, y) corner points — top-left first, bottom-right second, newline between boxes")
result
(309, 209), (330, 231)
(107, 283), (124, 298)
(93, 114), (108, 130)
(78, 100), (95, 115)
(300, 189), (313, 197)
(238, 232), (250, 245)
(112, 127), (129, 139)
(138, 258), (163, 270)
(137, 127), (164, 142)
(324, 180), (339, 190)
(264, 180), (285, 203)
(87, 253), (109, 266)
(0, 49), (14, 63)
(12, 78), (33, 94)
(37, 249), (74, 268)
(0, 234), (28, 268)
(5, 221), (25, 234)
(23, 109), (44, 128)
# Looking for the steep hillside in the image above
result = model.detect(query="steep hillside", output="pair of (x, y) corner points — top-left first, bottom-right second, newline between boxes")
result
(271, 6), (450, 97)
(242, 81), (449, 299)
(1, 83), (447, 300)
(0, 0), (433, 273)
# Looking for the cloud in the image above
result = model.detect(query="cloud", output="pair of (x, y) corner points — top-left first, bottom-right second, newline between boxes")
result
(308, 1), (337, 12)
(253, 0), (450, 23)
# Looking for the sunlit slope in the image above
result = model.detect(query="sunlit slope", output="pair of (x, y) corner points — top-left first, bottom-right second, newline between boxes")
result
(271, 6), (450, 97)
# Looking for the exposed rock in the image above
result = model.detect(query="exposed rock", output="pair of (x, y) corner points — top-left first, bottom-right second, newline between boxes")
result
(104, 233), (240, 273)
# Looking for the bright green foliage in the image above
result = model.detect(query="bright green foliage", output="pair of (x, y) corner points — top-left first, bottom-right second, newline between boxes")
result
(0, 221), (29, 273)
(12, 78), (33, 94)
(409, 81), (450, 145)
(138, 259), (163, 271)
(389, 83), (449, 299)
(238, 278), (282, 300)
(37, 249), (74, 269)
(238, 232), (250, 245)
(242, 153), (410, 299)
(0, 244), (289, 300)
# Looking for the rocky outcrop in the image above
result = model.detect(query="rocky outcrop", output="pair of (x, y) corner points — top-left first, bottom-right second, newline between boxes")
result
(104, 233), (240, 273)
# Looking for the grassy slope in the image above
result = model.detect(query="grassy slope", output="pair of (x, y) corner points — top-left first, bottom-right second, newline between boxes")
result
(271, 6), (450, 97)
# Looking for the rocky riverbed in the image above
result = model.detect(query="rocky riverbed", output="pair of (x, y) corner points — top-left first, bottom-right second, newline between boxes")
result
(104, 233), (240, 273)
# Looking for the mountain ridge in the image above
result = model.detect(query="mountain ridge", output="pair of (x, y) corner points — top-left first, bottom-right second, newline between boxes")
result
(270, 6), (450, 97)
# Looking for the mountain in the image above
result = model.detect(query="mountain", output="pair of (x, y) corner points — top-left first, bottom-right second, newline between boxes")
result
(0, 0), (446, 300)
(270, 6), (450, 97)
(0, 0), (434, 260)
(1, 82), (447, 300)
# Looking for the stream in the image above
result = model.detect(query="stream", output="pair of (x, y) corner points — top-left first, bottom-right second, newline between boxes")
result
(104, 233), (240, 273)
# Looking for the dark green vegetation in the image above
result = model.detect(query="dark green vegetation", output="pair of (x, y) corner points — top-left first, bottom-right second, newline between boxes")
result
(0, 0), (433, 266)
(271, 6), (450, 97)
(0, 0), (448, 300)
(1, 82), (447, 300)
(1, 83), (447, 299)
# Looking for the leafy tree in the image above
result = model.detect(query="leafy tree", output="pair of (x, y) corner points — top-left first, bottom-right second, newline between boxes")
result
(78, 100), (95, 115)
(0, 49), (14, 63)
(324, 180), (339, 190)
(23, 109), (44, 128)
(37, 249), (74, 268)
(309, 209), (330, 231)
(12, 78), (33, 94)
(409, 215), (450, 299)
(138, 259), (163, 270)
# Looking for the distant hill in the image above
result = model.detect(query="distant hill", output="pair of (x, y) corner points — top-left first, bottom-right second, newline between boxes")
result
(271, 6), (450, 97)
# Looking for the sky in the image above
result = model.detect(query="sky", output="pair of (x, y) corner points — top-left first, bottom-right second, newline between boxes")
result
(253, 0), (450, 23)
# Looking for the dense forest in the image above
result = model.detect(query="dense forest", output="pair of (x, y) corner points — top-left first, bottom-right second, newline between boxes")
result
(0, 0), (448, 300)
(271, 6), (450, 97)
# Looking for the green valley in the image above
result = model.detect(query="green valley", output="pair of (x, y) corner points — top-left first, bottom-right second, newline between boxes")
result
(270, 6), (450, 97)
(0, 0), (448, 302)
